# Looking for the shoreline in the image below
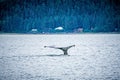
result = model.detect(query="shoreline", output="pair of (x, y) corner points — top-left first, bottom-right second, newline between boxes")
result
(0, 32), (120, 35)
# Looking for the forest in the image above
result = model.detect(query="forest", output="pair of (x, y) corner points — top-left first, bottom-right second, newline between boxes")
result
(0, 0), (120, 33)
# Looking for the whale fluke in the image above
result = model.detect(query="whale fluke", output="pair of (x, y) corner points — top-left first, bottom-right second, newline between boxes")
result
(44, 45), (75, 55)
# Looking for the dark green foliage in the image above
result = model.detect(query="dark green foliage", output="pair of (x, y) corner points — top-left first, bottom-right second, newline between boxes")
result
(0, 0), (120, 33)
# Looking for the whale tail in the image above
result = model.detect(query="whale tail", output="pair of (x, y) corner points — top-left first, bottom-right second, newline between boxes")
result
(44, 45), (75, 55)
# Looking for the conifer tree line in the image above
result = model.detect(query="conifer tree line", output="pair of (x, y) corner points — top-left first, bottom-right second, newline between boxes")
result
(0, 0), (120, 33)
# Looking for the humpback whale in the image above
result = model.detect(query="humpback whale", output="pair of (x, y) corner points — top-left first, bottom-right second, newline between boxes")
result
(44, 45), (75, 55)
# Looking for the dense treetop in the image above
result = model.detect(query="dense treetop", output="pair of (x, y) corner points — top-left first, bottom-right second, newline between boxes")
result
(0, 0), (120, 33)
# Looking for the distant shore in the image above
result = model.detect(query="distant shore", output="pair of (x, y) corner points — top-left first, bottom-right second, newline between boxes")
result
(0, 32), (120, 35)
